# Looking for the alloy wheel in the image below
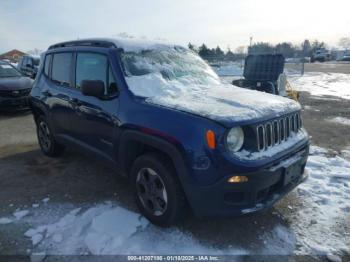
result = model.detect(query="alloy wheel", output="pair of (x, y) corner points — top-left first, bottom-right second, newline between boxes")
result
(38, 121), (51, 152)
(136, 167), (168, 216)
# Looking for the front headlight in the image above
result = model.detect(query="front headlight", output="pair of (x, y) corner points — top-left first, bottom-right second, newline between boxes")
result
(226, 127), (244, 152)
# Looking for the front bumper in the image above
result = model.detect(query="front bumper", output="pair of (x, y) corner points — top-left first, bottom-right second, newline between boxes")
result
(0, 96), (30, 111)
(187, 144), (309, 217)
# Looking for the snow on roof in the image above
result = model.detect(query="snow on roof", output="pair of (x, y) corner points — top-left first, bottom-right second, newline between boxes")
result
(50, 37), (179, 52)
(109, 37), (178, 52)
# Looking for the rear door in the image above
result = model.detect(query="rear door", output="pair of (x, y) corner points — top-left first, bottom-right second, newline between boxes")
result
(69, 51), (119, 160)
(43, 52), (77, 138)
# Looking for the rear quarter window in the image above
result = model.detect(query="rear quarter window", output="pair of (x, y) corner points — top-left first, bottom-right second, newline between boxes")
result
(44, 54), (51, 76)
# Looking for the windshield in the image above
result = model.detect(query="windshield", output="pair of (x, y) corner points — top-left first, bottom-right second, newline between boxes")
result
(120, 46), (221, 97)
(0, 63), (22, 78)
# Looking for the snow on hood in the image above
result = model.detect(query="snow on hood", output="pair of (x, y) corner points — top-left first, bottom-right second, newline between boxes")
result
(126, 74), (301, 125)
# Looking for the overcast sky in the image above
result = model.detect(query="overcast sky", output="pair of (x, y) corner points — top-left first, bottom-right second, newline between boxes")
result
(0, 0), (349, 53)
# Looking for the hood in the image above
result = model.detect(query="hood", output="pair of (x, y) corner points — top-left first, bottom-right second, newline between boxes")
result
(147, 84), (301, 127)
(125, 73), (301, 127)
(0, 76), (34, 91)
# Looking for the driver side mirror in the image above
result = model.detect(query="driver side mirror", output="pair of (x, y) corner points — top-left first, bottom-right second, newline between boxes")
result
(81, 80), (105, 98)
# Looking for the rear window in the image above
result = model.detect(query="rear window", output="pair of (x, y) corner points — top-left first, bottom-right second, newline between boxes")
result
(51, 53), (72, 86)
(33, 58), (40, 66)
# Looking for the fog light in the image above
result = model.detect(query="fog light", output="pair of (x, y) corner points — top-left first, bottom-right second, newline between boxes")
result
(228, 176), (248, 183)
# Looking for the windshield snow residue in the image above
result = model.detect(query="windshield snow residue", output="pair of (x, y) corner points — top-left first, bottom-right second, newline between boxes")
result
(122, 47), (300, 122)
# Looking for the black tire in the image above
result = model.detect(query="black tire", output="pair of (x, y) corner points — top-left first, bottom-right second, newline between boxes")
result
(36, 115), (64, 157)
(130, 153), (186, 227)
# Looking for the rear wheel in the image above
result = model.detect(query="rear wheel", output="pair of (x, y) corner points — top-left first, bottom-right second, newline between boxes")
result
(131, 153), (186, 226)
(36, 116), (64, 157)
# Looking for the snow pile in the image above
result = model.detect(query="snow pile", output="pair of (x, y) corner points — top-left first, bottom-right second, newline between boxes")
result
(292, 146), (350, 255)
(0, 209), (30, 224)
(14, 210), (29, 220)
(0, 217), (13, 224)
(327, 116), (350, 126)
(289, 73), (350, 100)
(24, 203), (246, 255)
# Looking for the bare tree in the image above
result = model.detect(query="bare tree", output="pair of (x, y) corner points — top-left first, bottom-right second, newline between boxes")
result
(235, 46), (245, 55)
(338, 37), (350, 50)
(26, 48), (42, 56)
(117, 32), (134, 39)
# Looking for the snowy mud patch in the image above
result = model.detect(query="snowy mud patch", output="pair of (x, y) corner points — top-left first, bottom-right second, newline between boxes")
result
(1, 146), (349, 256)
(327, 116), (350, 126)
(23, 203), (247, 255)
(292, 146), (350, 255)
(289, 73), (350, 100)
(20, 146), (350, 256)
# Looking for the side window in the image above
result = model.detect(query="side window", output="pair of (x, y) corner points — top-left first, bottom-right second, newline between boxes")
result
(44, 54), (51, 76)
(51, 53), (72, 86)
(108, 66), (118, 95)
(75, 53), (107, 91)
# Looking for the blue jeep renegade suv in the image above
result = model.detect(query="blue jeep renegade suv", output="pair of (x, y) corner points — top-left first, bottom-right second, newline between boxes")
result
(30, 38), (309, 226)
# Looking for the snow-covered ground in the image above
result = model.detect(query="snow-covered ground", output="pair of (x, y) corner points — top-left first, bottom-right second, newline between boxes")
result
(327, 116), (350, 126)
(0, 146), (349, 257)
(289, 73), (350, 100)
(211, 62), (243, 76)
(292, 146), (350, 255)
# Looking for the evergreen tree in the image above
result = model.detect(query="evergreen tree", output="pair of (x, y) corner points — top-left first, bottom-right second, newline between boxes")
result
(215, 46), (224, 57)
(188, 42), (195, 52)
(198, 44), (210, 57)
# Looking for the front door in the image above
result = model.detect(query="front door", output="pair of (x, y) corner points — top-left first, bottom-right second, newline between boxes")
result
(69, 52), (120, 160)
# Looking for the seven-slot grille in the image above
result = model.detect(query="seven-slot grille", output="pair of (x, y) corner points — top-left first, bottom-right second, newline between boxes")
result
(256, 112), (302, 151)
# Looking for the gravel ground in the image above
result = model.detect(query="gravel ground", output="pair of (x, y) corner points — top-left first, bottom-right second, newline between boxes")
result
(300, 92), (350, 153)
(0, 65), (349, 260)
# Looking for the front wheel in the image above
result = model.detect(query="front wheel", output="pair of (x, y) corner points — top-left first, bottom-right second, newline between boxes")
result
(131, 153), (186, 227)
(36, 116), (64, 157)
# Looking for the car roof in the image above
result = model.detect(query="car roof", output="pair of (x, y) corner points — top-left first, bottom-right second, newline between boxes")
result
(48, 37), (180, 52)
